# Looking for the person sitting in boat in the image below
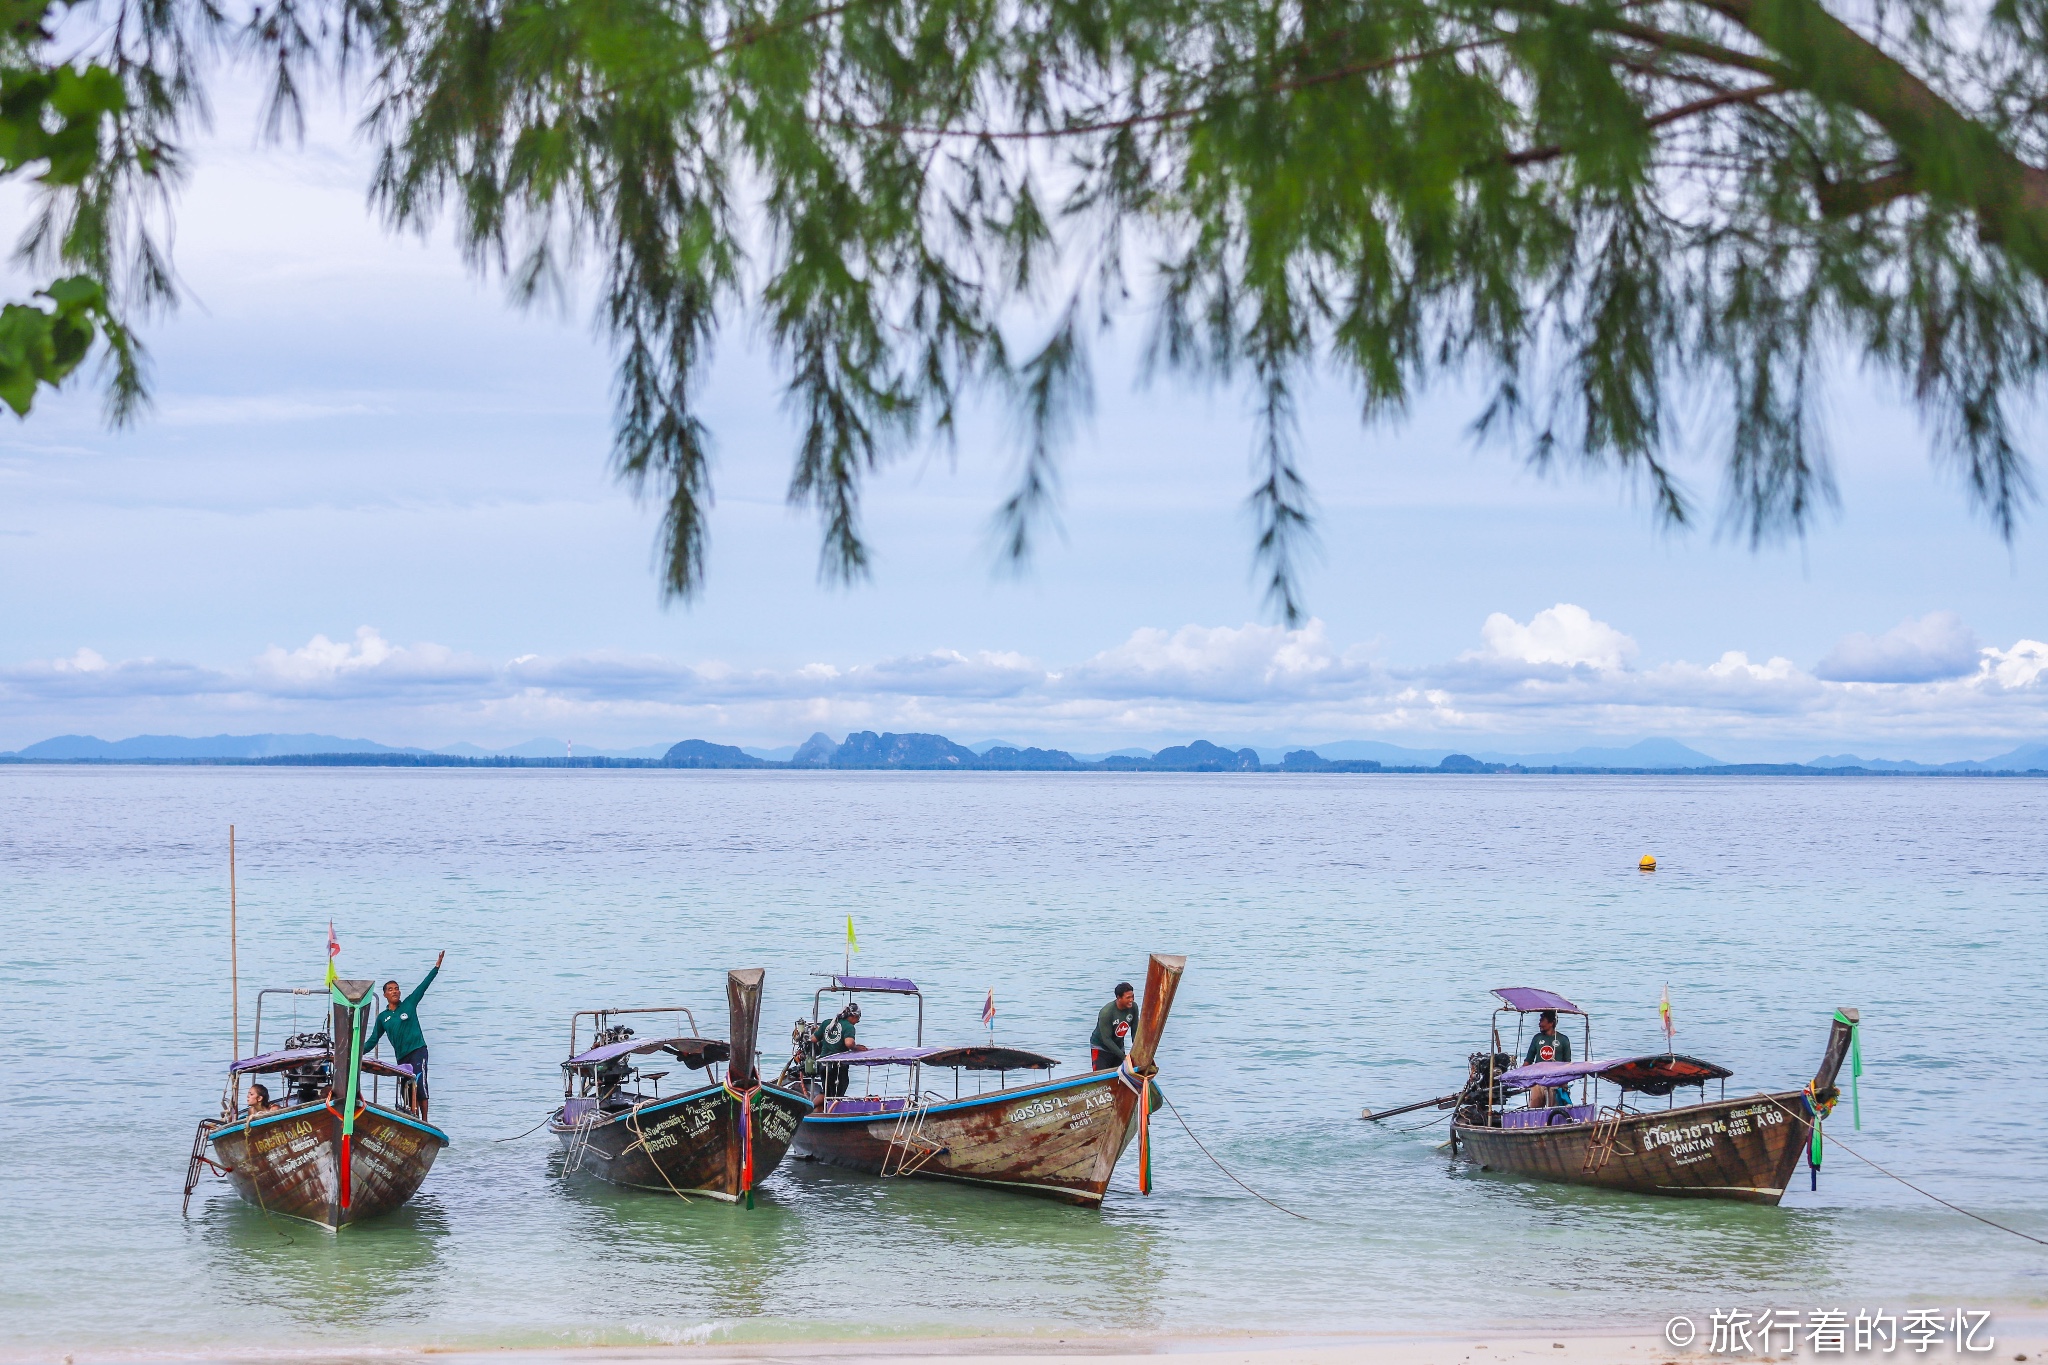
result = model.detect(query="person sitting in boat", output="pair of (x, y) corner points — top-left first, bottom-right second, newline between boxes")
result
(244, 1083), (277, 1117)
(366, 950), (445, 1118)
(1091, 982), (1138, 1071)
(818, 1001), (866, 1098)
(1524, 1008), (1573, 1108)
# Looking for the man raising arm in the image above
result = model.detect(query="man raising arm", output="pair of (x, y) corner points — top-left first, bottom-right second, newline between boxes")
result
(367, 950), (445, 1118)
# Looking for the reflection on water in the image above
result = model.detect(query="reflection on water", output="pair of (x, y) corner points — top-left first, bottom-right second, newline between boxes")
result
(200, 1193), (451, 1326)
(3, 769), (2045, 1353)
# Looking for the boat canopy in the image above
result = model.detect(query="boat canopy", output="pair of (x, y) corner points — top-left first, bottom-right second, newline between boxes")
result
(832, 974), (920, 994)
(230, 1046), (413, 1078)
(825, 1044), (1058, 1071)
(563, 1035), (731, 1070)
(1492, 987), (1584, 1014)
(1500, 1053), (1733, 1095)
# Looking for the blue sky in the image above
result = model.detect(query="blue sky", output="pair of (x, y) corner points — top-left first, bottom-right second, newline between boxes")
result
(2, 85), (2045, 760)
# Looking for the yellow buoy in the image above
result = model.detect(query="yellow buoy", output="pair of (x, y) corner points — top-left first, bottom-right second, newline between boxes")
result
(1639, 854), (1657, 871)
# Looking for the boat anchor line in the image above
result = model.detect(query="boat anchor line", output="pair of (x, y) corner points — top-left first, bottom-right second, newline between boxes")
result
(1156, 1091), (1309, 1221)
(1755, 1094), (2048, 1248)
(623, 1106), (697, 1203)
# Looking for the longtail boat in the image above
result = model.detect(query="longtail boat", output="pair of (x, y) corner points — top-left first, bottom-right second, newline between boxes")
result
(1444, 987), (1860, 1205)
(549, 968), (812, 1203)
(184, 979), (449, 1228)
(782, 953), (1184, 1207)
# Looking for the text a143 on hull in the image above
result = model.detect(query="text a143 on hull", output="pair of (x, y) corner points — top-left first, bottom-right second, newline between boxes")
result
(1435, 987), (1859, 1204)
(550, 967), (812, 1203)
(783, 954), (1184, 1207)
(186, 979), (449, 1229)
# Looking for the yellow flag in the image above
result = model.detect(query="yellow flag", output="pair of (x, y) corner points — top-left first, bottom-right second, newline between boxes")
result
(845, 916), (858, 954)
(326, 921), (340, 987)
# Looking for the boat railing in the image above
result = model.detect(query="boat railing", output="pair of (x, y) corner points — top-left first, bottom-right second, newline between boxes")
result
(568, 1005), (702, 1058)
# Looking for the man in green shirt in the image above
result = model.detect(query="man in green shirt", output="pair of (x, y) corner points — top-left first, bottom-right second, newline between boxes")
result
(366, 950), (444, 1117)
(817, 1000), (864, 1098)
(1091, 982), (1138, 1071)
(1524, 1008), (1573, 1108)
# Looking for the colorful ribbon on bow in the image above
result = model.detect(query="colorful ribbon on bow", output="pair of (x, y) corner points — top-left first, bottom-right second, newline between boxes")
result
(724, 1081), (758, 1209)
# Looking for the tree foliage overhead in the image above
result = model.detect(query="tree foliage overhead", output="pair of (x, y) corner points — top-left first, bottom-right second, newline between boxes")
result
(14, 0), (2048, 612)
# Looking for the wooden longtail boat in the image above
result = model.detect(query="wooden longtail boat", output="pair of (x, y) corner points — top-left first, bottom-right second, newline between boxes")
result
(549, 968), (812, 1203)
(783, 953), (1184, 1207)
(1446, 987), (1860, 1205)
(185, 979), (449, 1229)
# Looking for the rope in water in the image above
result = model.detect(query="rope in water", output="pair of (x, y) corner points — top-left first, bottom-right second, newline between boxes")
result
(493, 1115), (553, 1143)
(1761, 1094), (2048, 1248)
(1157, 1092), (1309, 1220)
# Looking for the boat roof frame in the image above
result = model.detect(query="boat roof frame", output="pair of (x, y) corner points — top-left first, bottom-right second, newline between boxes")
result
(568, 1004), (704, 1060)
(812, 973), (924, 1045)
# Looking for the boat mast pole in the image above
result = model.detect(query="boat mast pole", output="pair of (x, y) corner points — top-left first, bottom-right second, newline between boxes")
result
(229, 825), (240, 1061)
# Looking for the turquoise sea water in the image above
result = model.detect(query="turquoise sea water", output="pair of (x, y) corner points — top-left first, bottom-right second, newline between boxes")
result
(2, 767), (2044, 1359)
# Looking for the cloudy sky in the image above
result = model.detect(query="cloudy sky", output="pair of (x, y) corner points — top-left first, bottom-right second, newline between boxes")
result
(3, 84), (2045, 760)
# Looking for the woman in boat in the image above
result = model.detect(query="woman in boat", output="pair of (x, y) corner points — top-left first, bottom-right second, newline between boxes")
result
(244, 1083), (277, 1117)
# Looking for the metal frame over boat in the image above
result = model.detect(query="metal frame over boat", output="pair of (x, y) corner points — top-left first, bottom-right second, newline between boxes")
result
(186, 978), (449, 1229)
(548, 968), (812, 1203)
(784, 954), (1185, 1206)
(1447, 987), (1860, 1204)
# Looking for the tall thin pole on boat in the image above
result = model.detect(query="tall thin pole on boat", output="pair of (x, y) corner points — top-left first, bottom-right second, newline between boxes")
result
(229, 825), (240, 1060)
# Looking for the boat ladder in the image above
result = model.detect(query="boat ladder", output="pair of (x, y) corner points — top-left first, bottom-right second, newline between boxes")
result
(182, 1119), (224, 1217)
(1581, 1111), (1627, 1175)
(560, 1110), (603, 1176)
(880, 1101), (946, 1178)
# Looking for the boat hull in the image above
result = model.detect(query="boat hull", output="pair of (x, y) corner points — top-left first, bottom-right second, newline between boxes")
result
(208, 1101), (447, 1228)
(551, 1082), (811, 1201)
(792, 1068), (1148, 1206)
(1452, 1089), (1814, 1204)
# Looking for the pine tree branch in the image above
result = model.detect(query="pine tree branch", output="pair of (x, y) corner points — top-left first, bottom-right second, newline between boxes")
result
(1503, 82), (1786, 166)
(1695, 0), (2048, 269)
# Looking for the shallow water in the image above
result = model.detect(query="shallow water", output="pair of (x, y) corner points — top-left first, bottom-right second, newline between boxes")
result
(2, 768), (2043, 1357)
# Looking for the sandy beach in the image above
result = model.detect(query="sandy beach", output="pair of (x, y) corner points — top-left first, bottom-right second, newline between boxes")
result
(45, 1322), (2035, 1365)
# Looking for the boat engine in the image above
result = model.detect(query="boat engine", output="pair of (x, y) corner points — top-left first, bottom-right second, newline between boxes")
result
(591, 1024), (636, 1101)
(776, 1018), (821, 1088)
(1455, 1051), (1513, 1127)
(283, 1030), (332, 1104)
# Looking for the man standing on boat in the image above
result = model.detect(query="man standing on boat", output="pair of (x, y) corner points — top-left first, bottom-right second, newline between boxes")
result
(1091, 982), (1138, 1071)
(367, 950), (445, 1118)
(1524, 1008), (1572, 1108)
(818, 1000), (866, 1098)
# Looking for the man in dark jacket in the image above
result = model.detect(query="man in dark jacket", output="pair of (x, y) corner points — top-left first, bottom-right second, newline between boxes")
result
(367, 950), (444, 1117)
(1091, 982), (1138, 1071)
(818, 1000), (865, 1098)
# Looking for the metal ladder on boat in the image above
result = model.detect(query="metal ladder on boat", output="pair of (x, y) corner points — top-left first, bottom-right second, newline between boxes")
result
(1581, 1111), (1626, 1175)
(182, 1119), (224, 1216)
(560, 1109), (602, 1175)
(880, 1100), (946, 1177)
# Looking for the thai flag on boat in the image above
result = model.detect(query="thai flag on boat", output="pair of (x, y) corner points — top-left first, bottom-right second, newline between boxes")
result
(981, 988), (996, 1029)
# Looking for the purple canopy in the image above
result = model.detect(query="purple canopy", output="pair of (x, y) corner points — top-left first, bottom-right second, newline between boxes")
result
(231, 1046), (326, 1074)
(230, 1046), (412, 1078)
(564, 1035), (728, 1068)
(1492, 986), (1583, 1014)
(833, 974), (919, 994)
(820, 1044), (1058, 1071)
(1498, 1057), (1617, 1089)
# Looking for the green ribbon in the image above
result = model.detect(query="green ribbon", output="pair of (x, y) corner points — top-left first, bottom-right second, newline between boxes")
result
(1834, 1009), (1862, 1130)
(331, 984), (364, 1139)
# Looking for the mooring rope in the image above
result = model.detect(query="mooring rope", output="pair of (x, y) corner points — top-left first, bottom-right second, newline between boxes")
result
(1760, 1094), (2048, 1248)
(493, 1115), (554, 1143)
(1157, 1092), (1309, 1220)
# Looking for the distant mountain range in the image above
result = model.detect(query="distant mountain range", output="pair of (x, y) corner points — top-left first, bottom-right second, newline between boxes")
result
(4, 733), (674, 761)
(5, 730), (2045, 773)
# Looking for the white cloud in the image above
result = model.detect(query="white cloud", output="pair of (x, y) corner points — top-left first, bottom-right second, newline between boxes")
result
(1474, 604), (1638, 671)
(3, 609), (2045, 758)
(1816, 611), (1982, 683)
